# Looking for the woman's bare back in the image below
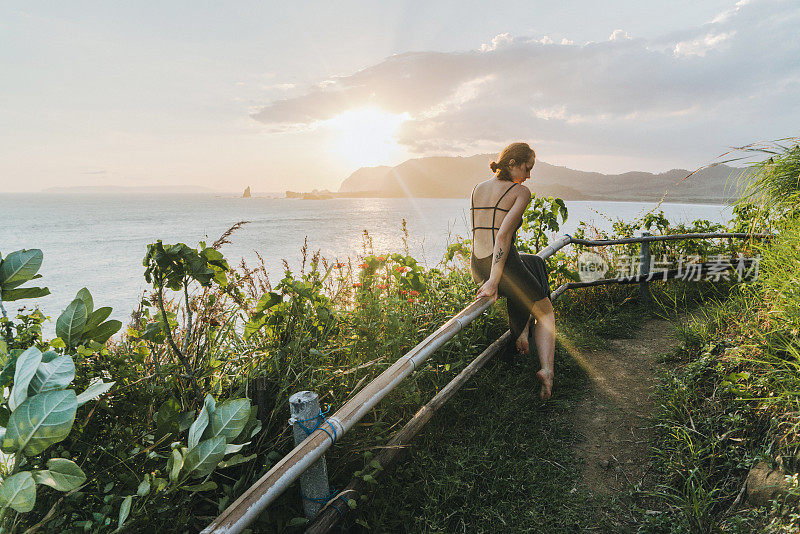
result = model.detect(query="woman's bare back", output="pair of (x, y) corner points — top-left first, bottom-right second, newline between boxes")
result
(470, 179), (529, 259)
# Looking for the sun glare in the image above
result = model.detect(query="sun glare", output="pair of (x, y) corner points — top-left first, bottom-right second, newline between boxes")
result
(324, 107), (409, 168)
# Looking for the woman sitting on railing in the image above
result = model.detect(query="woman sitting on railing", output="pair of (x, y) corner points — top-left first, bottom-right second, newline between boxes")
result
(470, 142), (556, 399)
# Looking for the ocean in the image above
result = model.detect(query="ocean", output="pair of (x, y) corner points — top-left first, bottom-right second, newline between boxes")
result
(0, 194), (732, 332)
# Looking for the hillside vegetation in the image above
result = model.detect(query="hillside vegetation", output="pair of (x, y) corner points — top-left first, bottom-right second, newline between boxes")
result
(0, 139), (795, 532)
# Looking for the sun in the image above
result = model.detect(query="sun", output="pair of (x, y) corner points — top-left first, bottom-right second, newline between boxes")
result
(323, 107), (409, 168)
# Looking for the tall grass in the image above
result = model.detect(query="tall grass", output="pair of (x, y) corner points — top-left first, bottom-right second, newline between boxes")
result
(734, 137), (800, 232)
(640, 141), (800, 533)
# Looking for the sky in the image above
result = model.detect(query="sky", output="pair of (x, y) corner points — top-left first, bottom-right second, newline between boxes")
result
(1, 0), (798, 193)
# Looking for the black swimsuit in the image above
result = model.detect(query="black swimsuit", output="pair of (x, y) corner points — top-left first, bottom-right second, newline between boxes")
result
(470, 182), (550, 340)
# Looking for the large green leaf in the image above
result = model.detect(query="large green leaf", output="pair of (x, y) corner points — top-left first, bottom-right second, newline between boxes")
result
(9, 347), (43, 411)
(75, 287), (93, 317)
(3, 389), (77, 456)
(28, 354), (75, 395)
(56, 299), (88, 348)
(0, 249), (43, 289)
(232, 406), (261, 444)
(32, 458), (86, 491)
(188, 395), (214, 450)
(168, 448), (183, 483)
(182, 436), (226, 478)
(218, 453), (257, 469)
(76, 379), (115, 406)
(84, 307), (112, 331)
(0, 471), (36, 513)
(83, 320), (122, 344)
(1, 286), (51, 301)
(180, 481), (218, 492)
(118, 495), (132, 530)
(137, 476), (151, 497)
(205, 399), (250, 442)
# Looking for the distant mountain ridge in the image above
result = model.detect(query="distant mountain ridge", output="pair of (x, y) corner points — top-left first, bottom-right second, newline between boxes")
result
(339, 154), (749, 203)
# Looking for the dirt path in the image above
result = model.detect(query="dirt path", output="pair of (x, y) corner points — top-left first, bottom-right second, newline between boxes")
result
(569, 317), (682, 494)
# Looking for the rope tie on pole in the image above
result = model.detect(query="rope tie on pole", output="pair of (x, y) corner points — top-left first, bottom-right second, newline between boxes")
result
(300, 487), (350, 517)
(291, 406), (338, 444)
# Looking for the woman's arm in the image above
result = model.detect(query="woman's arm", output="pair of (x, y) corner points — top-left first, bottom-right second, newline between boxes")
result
(476, 186), (532, 300)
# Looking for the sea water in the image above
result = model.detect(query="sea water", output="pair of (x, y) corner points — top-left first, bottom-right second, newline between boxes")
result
(0, 194), (731, 331)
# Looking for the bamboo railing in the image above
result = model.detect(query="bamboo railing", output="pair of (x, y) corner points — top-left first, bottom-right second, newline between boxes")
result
(202, 231), (769, 534)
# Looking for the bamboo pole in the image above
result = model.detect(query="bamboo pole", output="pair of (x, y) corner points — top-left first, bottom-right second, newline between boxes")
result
(570, 232), (771, 247)
(305, 330), (514, 534)
(201, 298), (493, 534)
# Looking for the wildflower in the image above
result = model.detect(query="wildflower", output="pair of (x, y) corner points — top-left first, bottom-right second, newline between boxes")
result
(352, 283), (362, 288)
(334, 262), (345, 269)
(378, 284), (388, 290)
(359, 263), (368, 269)
(408, 290), (420, 296)
(377, 256), (386, 262)
(407, 298), (415, 303)
(395, 266), (408, 273)
(400, 290), (408, 295)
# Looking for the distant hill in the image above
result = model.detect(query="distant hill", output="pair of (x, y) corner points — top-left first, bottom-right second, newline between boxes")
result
(338, 165), (393, 193)
(338, 154), (751, 203)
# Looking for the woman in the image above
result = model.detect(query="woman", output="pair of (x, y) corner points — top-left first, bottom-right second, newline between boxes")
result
(470, 142), (556, 399)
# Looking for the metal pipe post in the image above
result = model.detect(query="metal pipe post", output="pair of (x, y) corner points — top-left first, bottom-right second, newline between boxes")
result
(638, 232), (652, 306)
(289, 391), (331, 519)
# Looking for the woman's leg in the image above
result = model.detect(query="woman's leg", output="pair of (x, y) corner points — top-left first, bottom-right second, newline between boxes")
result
(509, 253), (551, 358)
(505, 294), (532, 353)
(530, 297), (556, 399)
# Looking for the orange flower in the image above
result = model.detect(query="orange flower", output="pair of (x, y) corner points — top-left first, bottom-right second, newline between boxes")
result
(407, 298), (415, 303)
(377, 256), (386, 261)
(400, 290), (408, 295)
(334, 262), (345, 269)
(359, 263), (368, 269)
(378, 284), (388, 290)
(352, 282), (362, 288)
(408, 290), (420, 296)
(395, 266), (408, 273)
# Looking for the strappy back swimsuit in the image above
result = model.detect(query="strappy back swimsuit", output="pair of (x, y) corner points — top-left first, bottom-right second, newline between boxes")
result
(469, 180), (551, 340)
(470, 182), (521, 259)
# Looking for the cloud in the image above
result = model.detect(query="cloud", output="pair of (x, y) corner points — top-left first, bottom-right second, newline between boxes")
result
(480, 32), (513, 52)
(608, 29), (631, 41)
(252, 0), (800, 166)
(673, 31), (735, 57)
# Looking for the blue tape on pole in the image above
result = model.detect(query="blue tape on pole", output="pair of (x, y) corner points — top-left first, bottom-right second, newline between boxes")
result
(294, 407), (338, 445)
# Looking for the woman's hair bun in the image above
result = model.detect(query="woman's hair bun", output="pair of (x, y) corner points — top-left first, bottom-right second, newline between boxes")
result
(490, 161), (498, 172)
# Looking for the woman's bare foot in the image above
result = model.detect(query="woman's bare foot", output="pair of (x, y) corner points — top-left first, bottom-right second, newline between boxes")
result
(536, 369), (554, 400)
(516, 327), (530, 354)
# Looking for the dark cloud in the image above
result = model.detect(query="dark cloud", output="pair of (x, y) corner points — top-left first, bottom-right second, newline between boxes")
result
(252, 0), (800, 164)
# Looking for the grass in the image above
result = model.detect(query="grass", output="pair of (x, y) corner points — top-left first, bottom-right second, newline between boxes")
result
(358, 315), (598, 533)
(334, 280), (723, 533)
(631, 217), (800, 533)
